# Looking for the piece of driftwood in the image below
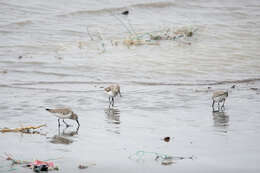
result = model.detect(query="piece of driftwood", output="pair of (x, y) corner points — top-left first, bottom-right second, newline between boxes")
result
(0, 124), (46, 133)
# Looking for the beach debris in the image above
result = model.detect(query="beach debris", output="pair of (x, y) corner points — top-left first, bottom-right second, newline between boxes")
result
(161, 156), (175, 165)
(0, 124), (46, 133)
(163, 136), (171, 142)
(2, 153), (59, 172)
(78, 164), (88, 169)
(231, 85), (236, 89)
(122, 27), (197, 47)
(29, 160), (59, 172)
(18, 55), (23, 59)
(31, 160), (51, 172)
(2, 153), (30, 165)
(55, 23), (198, 54)
(250, 88), (258, 91)
(129, 151), (194, 165)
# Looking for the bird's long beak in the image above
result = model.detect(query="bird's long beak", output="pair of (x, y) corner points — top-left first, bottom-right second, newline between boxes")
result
(76, 119), (80, 127)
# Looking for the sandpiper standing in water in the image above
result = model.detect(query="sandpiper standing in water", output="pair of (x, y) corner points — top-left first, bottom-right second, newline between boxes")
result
(104, 84), (122, 107)
(46, 108), (80, 127)
(212, 91), (228, 111)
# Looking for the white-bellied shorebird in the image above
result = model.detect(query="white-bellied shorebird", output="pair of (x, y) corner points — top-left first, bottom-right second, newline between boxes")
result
(104, 84), (122, 107)
(212, 91), (228, 111)
(46, 108), (80, 127)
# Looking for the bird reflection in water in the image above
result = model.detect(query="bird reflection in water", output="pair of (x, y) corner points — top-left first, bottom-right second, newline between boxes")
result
(49, 126), (79, 145)
(104, 108), (120, 134)
(212, 110), (229, 132)
(104, 108), (120, 124)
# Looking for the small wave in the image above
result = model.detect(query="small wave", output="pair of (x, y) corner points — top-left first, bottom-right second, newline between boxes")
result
(57, 7), (125, 17)
(2, 20), (33, 28)
(132, 2), (175, 8)
(8, 78), (260, 87)
(132, 78), (260, 86)
(11, 81), (112, 86)
(0, 84), (99, 93)
(57, 1), (175, 17)
(8, 70), (83, 77)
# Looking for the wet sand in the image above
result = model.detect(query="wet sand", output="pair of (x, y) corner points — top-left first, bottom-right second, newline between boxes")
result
(0, 81), (260, 173)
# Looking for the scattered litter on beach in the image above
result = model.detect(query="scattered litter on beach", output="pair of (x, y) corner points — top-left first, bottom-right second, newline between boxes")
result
(128, 150), (194, 166)
(28, 160), (59, 172)
(2, 153), (30, 166)
(0, 124), (46, 134)
(1, 153), (59, 172)
(55, 24), (198, 54)
(160, 156), (175, 165)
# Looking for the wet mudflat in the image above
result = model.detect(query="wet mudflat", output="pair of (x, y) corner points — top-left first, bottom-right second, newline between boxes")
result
(1, 0), (260, 172)
(0, 81), (260, 173)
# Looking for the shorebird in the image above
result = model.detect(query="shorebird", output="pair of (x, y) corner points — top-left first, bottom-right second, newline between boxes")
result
(212, 91), (228, 111)
(104, 84), (122, 107)
(46, 108), (80, 127)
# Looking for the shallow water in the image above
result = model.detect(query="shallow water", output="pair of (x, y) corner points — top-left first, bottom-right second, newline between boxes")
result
(1, 0), (260, 172)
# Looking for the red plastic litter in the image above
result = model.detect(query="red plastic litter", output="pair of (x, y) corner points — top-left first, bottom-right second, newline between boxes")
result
(32, 160), (54, 167)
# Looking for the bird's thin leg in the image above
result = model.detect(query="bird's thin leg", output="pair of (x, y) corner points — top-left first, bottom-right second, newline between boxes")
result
(212, 100), (215, 108)
(76, 126), (80, 134)
(112, 97), (114, 106)
(58, 118), (61, 127)
(76, 119), (80, 127)
(63, 119), (70, 127)
(108, 96), (111, 108)
(221, 99), (226, 109)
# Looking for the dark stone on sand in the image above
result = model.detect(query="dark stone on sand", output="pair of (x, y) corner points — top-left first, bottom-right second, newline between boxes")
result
(163, 136), (170, 142)
(122, 10), (129, 15)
